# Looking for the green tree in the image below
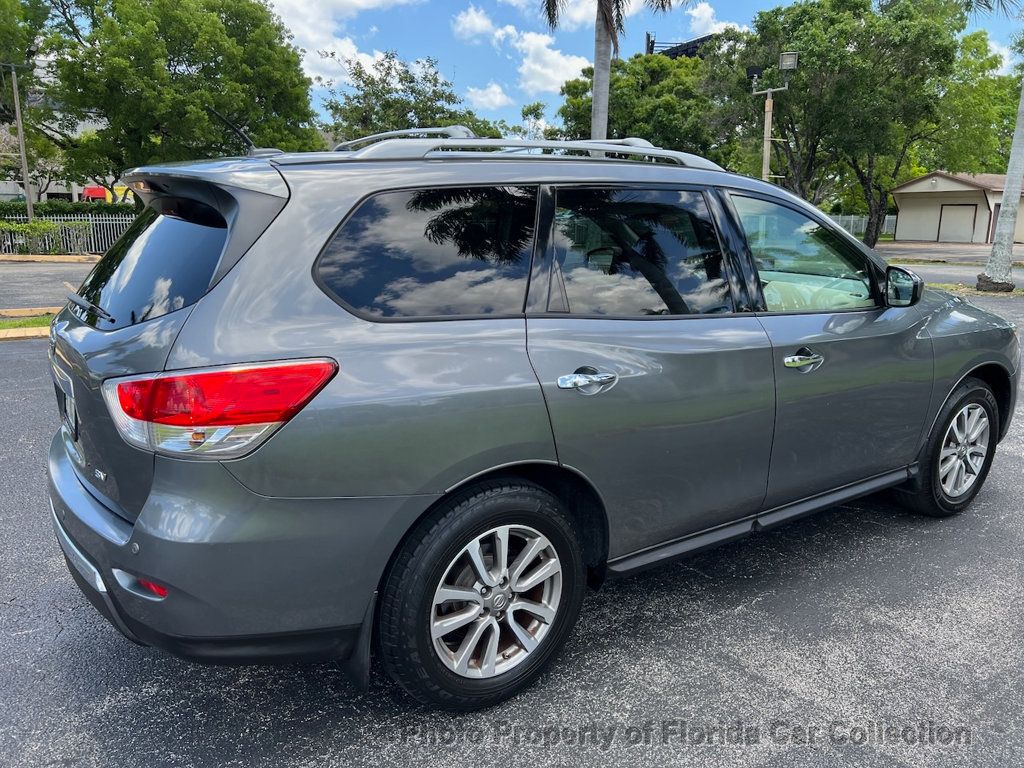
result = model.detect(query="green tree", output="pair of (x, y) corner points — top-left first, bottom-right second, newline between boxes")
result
(556, 53), (726, 162)
(36, 0), (319, 190)
(703, 0), (963, 247)
(543, 0), (683, 141)
(922, 31), (1019, 174)
(321, 51), (507, 141)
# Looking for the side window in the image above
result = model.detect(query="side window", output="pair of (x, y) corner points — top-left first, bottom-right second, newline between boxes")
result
(548, 188), (732, 316)
(316, 186), (537, 318)
(730, 195), (877, 312)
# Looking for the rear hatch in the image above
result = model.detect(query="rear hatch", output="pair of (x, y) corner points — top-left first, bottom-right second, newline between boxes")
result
(49, 160), (288, 522)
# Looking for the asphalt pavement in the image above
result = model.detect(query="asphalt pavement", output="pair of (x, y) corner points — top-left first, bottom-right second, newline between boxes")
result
(0, 262), (94, 310)
(1, 296), (1023, 768)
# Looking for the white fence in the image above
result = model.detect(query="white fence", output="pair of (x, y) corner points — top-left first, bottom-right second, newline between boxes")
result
(0, 213), (136, 254)
(828, 214), (898, 238)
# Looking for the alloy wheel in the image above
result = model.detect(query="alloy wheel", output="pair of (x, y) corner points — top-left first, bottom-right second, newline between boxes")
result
(939, 403), (990, 499)
(430, 524), (562, 679)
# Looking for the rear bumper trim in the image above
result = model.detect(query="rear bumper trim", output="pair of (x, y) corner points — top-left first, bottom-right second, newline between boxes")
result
(51, 498), (106, 593)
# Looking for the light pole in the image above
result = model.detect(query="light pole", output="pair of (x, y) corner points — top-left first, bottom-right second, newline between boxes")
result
(751, 51), (799, 183)
(2, 61), (34, 221)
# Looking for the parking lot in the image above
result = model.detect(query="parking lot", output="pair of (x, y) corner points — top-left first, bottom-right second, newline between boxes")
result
(1, 296), (1022, 768)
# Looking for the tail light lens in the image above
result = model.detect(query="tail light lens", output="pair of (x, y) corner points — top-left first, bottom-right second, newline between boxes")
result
(101, 359), (337, 458)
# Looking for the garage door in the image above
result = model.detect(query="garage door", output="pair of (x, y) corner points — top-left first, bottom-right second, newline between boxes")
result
(938, 204), (976, 242)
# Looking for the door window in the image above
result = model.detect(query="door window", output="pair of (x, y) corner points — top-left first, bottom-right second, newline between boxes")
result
(547, 188), (732, 316)
(731, 195), (877, 312)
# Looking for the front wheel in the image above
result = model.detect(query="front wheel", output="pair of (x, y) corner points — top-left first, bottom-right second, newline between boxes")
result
(377, 481), (585, 710)
(900, 377), (999, 518)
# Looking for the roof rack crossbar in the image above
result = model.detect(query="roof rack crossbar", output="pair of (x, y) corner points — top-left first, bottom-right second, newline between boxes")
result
(333, 125), (477, 151)
(348, 137), (722, 170)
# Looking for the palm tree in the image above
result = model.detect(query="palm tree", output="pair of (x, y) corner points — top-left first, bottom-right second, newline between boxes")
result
(543, 1), (680, 141)
(970, 0), (1024, 291)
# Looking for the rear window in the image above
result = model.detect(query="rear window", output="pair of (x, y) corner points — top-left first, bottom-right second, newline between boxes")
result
(315, 186), (537, 319)
(74, 199), (227, 329)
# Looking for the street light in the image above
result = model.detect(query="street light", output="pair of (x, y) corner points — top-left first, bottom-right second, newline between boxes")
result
(752, 51), (800, 183)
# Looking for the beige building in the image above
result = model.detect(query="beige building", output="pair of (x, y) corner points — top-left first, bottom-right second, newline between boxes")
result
(891, 171), (1024, 244)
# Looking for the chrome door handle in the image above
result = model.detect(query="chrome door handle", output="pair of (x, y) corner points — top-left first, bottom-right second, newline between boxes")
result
(783, 351), (825, 370)
(557, 371), (618, 391)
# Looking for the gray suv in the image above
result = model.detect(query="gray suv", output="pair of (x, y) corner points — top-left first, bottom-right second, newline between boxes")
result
(47, 129), (1019, 710)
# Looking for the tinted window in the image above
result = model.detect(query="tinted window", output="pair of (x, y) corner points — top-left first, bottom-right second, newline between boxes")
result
(76, 200), (227, 329)
(731, 195), (876, 312)
(548, 188), (731, 316)
(317, 186), (537, 318)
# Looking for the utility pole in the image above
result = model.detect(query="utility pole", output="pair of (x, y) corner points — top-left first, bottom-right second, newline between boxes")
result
(751, 52), (800, 184)
(4, 63), (33, 221)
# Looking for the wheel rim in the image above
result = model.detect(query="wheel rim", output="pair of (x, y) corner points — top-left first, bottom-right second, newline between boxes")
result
(939, 403), (990, 499)
(430, 524), (562, 679)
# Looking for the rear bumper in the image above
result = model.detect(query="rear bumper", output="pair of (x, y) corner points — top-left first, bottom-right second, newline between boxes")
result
(47, 431), (437, 666)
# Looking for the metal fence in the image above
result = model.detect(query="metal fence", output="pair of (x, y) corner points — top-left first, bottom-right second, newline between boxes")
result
(0, 213), (136, 254)
(828, 214), (898, 238)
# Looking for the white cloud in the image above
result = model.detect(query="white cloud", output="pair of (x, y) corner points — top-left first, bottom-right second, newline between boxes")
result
(269, 0), (410, 79)
(990, 40), (1015, 76)
(499, 0), (641, 30)
(466, 82), (514, 110)
(453, 5), (496, 40)
(512, 31), (590, 95)
(685, 2), (746, 36)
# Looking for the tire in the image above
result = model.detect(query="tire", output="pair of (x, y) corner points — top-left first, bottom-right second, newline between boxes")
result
(900, 377), (1000, 518)
(377, 480), (586, 710)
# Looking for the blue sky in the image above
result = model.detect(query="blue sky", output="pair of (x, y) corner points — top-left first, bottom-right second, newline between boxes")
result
(269, 0), (1018, 128)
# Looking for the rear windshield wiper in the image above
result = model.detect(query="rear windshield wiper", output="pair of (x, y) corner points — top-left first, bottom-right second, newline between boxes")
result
(67, 292), (116, 324)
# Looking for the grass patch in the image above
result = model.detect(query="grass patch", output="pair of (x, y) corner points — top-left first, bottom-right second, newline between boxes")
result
(0, 314), (53, 330)
(891, 257), (1024, 268)
(927, 282), (1024, 298)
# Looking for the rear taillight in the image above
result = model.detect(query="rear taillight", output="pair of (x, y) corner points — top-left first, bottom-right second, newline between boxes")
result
(101, 359), (337, 458)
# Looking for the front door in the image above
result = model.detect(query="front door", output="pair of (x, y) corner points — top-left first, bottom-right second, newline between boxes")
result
(727, 193), (933, 510)
(526, 186), (776, 560)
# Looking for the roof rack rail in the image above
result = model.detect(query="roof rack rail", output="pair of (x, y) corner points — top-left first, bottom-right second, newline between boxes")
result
(345, 136), (722, 170)
(333, 125), (477, 151)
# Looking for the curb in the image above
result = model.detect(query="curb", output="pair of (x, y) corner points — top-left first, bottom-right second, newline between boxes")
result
(0, 254), (99, 264)
(0, 307), (62, 318)
(0, 327), (49, 341)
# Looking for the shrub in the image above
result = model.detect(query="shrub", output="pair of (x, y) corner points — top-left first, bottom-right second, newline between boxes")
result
(0, 199), (134, 217)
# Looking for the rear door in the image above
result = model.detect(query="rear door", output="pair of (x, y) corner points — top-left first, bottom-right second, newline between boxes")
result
(525, 186), (776, 560)
(724, 192), (933, 511)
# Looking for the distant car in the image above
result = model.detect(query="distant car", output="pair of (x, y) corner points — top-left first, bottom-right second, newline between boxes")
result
(47, 129), (1019, 710)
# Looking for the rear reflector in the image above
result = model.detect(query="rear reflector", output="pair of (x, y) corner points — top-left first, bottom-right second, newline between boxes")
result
(102, 359), (337, 458)
(137, 578), (168, 598)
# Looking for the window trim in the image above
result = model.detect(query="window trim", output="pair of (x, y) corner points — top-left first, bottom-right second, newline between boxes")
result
(724, 189), (885, 316)
(529, 183), (742, 320)
(311, 183), (542, 323)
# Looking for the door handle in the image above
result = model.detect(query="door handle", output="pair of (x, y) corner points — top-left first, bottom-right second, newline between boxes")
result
(783, 350), (825, 371)
(557, 371), (618, 393)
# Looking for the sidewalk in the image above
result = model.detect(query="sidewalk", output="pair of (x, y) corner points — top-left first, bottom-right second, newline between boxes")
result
(0, 253), (99, 264)
(874, 241), (1023, 266)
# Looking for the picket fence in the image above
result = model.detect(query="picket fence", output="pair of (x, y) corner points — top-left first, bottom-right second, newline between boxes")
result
(0, 213), (136, 254)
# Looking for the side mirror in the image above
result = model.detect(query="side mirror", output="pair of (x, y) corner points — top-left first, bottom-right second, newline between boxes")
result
(885, 266), (923, 308)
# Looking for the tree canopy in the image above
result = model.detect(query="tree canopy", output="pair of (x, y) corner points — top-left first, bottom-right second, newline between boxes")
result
(321, 51), (508, 142)
(19, 0), (320, 192)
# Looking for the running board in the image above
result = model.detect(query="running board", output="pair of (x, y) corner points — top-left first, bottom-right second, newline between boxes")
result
(606, 467), (913, 577)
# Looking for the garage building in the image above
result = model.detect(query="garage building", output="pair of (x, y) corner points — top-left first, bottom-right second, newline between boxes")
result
(891, 171), (1024, 244)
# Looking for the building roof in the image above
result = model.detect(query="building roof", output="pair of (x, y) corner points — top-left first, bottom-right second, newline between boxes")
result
(891, 171), (1008, 193)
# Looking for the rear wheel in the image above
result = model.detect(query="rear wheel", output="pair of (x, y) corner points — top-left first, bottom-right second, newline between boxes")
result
(900, 378), (999, 518)
(377, 481), (585, 710)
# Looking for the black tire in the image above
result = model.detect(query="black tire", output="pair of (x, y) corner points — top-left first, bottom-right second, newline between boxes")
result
(900, 377), (999, 518)
(377, 480), (585, 710)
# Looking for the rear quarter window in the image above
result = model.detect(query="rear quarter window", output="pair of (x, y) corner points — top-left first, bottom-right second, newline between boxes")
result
(75, 199), (227, 329)
(315, 186), (538, 319)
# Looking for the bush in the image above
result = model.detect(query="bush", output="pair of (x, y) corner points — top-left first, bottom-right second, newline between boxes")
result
(0, 199), (134, 216)
(0, 219), (93, 254)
